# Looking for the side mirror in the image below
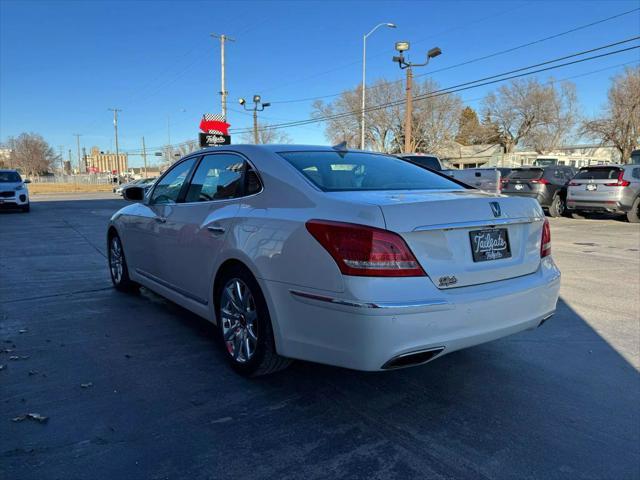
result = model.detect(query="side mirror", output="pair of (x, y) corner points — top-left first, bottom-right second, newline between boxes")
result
(123, 186), (145, 202)
(23, 179), (31, 184)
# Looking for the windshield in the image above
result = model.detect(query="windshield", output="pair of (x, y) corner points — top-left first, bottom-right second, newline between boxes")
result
(280, 151), (463, 191)
(574, 167), (621, 180)
(0, 171), (22, 183)
(507, 169), (543, 180)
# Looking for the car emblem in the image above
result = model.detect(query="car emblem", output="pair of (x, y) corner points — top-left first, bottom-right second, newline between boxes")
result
(490, 201), (501, 217)
(438, 275), (458, 288)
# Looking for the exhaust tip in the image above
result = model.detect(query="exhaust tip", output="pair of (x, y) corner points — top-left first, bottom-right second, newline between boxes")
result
(382, 347), (445, 370)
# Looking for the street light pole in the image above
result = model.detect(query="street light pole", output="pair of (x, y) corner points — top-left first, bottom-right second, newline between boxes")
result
(73, 133), (82, 173)
(361, 22), (396, 150)
(392, 43), (441, 153)
(108, 108), (122, 177)
(239, 95), (271, 144)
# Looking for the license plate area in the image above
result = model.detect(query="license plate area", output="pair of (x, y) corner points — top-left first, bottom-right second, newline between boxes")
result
(469, 228), (511, 262)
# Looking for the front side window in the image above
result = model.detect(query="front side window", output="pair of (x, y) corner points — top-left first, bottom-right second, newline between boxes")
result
(279, 151), (462, 191)
(185, 154), (245, 202)
(150, 158), (196, 204)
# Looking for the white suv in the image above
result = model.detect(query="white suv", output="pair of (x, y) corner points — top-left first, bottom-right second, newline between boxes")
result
(0, 169), (30, 212)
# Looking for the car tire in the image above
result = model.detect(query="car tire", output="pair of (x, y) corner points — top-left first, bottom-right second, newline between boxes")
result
(21, 204), (30, 213)
(548, 195), (565, 218)
(627, 197), (640, 223)
(108, 232), (139, 293)
(215, 265), (291, 377)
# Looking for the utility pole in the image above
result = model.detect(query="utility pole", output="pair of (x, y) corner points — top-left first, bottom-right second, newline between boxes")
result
(141, 136), (148, 178)
(108, 108), (122, 180)
(211, 33), (235, 120)
(58, 145), (64, 174)
(82, 147), (87, 173)
(73, 133), (82, 173)
(67, 150), (72, 174)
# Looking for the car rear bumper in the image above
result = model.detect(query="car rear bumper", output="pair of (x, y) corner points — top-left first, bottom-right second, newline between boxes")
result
(503, 191), (552, 207)
(262, 257), (561, 371)
(566, 199), (630, 213)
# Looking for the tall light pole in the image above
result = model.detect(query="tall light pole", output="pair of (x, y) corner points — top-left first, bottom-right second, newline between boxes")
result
(361, 22), (396, 150)
(392, 42), (441, 153)
(73, 133), (82, 173)
(211, 33), (235, 120)
(108, 108), (122, 178)
(239, 95), (271, 144)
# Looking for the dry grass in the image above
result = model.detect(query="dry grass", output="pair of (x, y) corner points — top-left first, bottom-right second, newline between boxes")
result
(29, 183), (115, 195)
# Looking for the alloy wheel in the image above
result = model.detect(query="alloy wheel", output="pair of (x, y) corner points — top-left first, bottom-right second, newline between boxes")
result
(220, 278), (258, 363)
(109, 236), (124, 284)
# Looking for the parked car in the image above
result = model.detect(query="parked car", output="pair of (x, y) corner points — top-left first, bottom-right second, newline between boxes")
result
(115, 177), (156, 196)
(395, 153), (442, 171)
(441, 168), (501, 194)
(0, 169), (30, 212)
(566, 164), (640, 223)
(108, 145), (560, 376)
(396, 154), (501, 193)
(501, 166), (576, 217)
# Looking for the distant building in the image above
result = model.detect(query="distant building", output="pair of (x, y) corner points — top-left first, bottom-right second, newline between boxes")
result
(86, 146), (128, 173)
(126, 166), (162, 178)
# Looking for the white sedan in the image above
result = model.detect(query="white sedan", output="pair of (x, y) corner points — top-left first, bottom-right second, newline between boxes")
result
(108, 145), (560, 376)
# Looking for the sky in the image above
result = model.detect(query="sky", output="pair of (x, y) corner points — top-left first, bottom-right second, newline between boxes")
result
(1, 0), (639, 167)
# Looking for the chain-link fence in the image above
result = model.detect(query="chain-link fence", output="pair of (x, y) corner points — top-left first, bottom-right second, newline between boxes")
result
(28, 174), (119, 184)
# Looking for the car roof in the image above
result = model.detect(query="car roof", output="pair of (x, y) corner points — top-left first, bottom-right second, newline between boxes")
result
(0, 169), (19, 173)
(192, 144), (391, 156)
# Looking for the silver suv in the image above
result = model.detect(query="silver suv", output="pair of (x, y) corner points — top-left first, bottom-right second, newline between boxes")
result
(566, 164), (640, 223)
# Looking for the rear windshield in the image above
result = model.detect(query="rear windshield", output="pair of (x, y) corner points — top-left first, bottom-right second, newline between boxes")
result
(574, 167), (621, 180)
(507, 169), (543, 180)
(0, 171), (21, 183)
(279, 151), (462, 192)
(400, 155), (441, 171)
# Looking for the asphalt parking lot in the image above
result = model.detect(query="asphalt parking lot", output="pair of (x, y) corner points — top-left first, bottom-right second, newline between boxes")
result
(1, 193), (639, 480)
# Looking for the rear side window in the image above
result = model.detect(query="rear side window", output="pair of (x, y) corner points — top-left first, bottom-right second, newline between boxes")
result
(507, 169), (543, 180)
(574, 167), (621, 180)
(279, 151), (462, 191)
(185, 154), (245, 202)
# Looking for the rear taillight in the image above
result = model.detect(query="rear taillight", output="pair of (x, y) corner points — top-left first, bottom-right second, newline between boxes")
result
(541, 218), (551, 258)
(305, 220), (426, 277)
(530, 178), (550, 184)
(604, 171), (630, 187)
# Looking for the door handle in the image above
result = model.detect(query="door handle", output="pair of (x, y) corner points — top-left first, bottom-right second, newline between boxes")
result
(154, 216), (167, 223)
(207, 225), (226, 235)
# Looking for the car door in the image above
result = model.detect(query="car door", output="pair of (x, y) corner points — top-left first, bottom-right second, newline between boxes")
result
(154, 152), (255, 305)
(133, 156), (198, 281)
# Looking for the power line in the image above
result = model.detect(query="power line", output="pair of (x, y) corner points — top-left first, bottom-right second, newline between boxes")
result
(229, 40), (640, 134)
(121, 58), (637, 154)
(269, 7), (640, 105)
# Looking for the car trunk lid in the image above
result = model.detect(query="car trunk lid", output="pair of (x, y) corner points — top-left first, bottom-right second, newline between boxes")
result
(326, 190), (545, 289)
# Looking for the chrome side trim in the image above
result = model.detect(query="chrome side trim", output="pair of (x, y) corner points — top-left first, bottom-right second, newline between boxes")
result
(136, 269), (209, 306)
(413, 216), (544, 232)
(289, 289), (449, 310)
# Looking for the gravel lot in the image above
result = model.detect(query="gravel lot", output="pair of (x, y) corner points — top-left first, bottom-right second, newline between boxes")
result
(1, 193), (639, 480)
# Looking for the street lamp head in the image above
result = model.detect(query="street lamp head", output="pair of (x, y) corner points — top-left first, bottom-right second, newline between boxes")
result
(395, 41), (410, 52)
(253, 94), (261, 103)
(386, 23), (397, 28)
(262, 102), (271, 108)
(392, 55), (403, 63)
(427, 46), (442, 59)
(238, 98), (246, 105)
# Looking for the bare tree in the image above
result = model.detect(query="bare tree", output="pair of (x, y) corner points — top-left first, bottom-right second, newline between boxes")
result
(582, 66), (640, 162)
(3, 133), (57, 175)
(313, 78), (462, 155)
(160, 140), (199, 170)
(240, 123), (293, 144)
(482, 78), (578, 153)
